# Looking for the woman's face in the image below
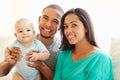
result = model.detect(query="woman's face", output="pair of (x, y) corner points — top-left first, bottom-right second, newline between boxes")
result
(64, 13), (87, 45)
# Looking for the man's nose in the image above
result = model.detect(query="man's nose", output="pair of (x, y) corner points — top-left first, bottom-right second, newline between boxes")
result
(46, 20), (51, 27)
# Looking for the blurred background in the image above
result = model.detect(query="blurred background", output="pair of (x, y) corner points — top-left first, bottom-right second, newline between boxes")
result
(0, 0), (120, 53)
(0, 0), (120, 79)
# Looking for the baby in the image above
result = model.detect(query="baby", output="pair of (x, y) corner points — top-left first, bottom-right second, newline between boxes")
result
(6, 18), (50, 80)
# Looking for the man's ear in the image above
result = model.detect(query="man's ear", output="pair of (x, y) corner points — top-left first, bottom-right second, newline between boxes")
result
(58, 28), (60, 30)
(58, 26), (61, 30)
(38, 16), (41, 24)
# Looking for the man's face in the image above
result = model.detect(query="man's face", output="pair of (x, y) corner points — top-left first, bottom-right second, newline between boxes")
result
(38, 8), (62, 39)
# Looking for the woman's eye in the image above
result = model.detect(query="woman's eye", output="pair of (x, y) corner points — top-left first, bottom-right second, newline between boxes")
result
(71, 24), (77, 27)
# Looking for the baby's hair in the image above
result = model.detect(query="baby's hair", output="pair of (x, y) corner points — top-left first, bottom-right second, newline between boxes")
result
(15, 18), (34, 28)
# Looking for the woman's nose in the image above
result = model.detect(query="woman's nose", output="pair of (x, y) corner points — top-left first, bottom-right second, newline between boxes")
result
(66, 27), (72, 33)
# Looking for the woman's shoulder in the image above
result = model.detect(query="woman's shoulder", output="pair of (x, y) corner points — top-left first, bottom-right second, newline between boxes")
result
(95, 49), (112, 60)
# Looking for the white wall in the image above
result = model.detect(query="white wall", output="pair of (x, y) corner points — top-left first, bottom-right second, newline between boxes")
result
(0, 0), (120, 53)
(0, 0), (13, 37)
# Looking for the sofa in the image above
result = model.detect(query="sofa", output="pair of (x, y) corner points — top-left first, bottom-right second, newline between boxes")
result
(0, 36), (120, 80)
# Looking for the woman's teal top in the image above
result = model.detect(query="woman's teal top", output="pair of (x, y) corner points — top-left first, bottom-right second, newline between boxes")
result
(53, 49), (113, 80)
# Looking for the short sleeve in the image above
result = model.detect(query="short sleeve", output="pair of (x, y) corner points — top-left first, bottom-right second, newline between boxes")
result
(34, 39), (47, 52)
(87, 53), (114, 80)
(7, 40), (17, 51)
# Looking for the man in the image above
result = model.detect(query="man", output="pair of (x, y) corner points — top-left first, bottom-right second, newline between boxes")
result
(1, 4), (64, 80)
(27, 4), (64, 80)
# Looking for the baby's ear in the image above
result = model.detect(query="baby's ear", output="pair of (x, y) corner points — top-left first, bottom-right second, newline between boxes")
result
(14, 33), (17, 38)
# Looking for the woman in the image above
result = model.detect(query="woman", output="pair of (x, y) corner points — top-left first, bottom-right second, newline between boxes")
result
(53, 8), (113, 80)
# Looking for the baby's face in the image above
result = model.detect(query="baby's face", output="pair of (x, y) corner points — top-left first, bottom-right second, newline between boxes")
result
(14, 22), (35, 43)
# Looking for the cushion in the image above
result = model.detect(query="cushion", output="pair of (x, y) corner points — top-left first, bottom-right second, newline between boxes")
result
(110, 38), (120, 80)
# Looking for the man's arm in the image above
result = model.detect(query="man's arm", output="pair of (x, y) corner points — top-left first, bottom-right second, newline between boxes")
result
(0, 47), (17, 77)
(0, 60), (14, 77)
(27, 61), (54, 80)
(4, 47), (11, 59)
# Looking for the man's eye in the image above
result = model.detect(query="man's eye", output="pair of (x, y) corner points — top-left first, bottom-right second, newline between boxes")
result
(43, 17), (47, 20)
(43, 16), (48, 20)
(53, 20), (59, 24)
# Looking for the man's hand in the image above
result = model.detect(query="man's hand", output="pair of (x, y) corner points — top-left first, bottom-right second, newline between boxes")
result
(5, 55), (17, 66)
(27, 60), (45, 70)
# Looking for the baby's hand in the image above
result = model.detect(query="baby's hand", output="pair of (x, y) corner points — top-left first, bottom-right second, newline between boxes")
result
(10, 47), (22, 61)
(26, 50), (39, 62)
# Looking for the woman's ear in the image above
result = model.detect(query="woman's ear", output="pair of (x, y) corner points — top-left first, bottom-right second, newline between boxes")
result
(84, 27), (87, 32)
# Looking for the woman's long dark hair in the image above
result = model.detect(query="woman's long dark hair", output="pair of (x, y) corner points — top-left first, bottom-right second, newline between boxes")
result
(60, 8), (99, 50)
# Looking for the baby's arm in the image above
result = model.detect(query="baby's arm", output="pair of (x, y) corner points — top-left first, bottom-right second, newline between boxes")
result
(27, 50), (50, 62)
(37, 50), (50, 61)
